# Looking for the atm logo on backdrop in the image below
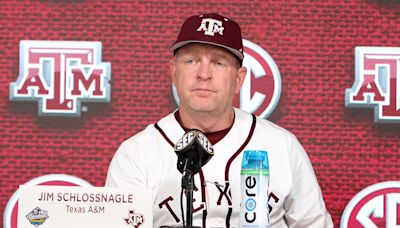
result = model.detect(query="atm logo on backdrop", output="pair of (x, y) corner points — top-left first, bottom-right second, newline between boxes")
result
(173, 39), (281, 119)
(9, 41), (111, 117)
(345, 47), (400, 123)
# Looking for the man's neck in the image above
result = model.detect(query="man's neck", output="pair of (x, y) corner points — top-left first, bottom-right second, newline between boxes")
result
(176, 108), (235, 133)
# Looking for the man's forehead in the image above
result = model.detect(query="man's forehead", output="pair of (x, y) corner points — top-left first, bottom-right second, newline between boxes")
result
(177, 43), (235, 58)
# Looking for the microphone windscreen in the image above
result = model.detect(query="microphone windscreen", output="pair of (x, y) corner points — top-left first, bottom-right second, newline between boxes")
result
(174, 129), (214, 174)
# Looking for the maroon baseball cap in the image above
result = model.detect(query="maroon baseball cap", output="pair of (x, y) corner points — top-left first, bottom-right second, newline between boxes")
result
(172, 13), (244, 63)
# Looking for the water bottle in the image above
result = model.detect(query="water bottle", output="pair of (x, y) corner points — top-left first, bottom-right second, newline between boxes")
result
(240, 150), (270, 227)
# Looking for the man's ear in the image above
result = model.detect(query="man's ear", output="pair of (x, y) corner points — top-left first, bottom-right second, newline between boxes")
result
(170, 59), (176, 84)
(235, 66), (247, 94)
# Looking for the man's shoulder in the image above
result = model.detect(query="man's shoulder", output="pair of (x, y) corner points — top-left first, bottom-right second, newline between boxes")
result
(123, 112), (174, 142)
(122, 111), (181, 146)
(235, 108), (295, 139)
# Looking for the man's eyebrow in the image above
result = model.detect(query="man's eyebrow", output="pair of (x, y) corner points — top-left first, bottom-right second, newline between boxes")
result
(209, 49), (234, 58)
(176, 49), (199, 57)
(214, 53), (230, 59)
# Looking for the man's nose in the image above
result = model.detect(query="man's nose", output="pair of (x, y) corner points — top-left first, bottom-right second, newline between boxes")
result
(197, 61), (212, 80)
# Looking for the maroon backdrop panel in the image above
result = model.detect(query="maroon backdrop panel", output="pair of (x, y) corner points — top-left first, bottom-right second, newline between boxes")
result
(1, 1), (400, 227)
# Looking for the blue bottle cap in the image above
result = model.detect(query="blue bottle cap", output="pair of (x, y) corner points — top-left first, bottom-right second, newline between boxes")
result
(241, 150), (269, 170)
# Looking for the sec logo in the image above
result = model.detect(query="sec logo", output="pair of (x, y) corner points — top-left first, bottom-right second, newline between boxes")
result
(3, 174), (92, 228)
(172, 39), (281, 119)
(340, 181), (400, 228)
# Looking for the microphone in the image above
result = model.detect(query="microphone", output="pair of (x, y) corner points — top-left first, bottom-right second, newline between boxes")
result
(173, 129), (214, 228)
(174, 129), (214, 175)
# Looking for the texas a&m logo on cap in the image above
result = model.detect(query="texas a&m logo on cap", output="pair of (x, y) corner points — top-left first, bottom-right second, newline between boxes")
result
(197, 18), (224, 36)
(340, 181), (400, 228)
(345, 47), (400, 123)
(9, 41), (111, 117)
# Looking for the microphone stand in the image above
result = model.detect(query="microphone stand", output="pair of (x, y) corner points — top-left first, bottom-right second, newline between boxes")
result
(173, 157), (200, 228)
(172, 130), (213, 228)
(181, 168), (197, 227)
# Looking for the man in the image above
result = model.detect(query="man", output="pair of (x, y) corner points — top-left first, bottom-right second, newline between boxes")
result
(106, 13), (333, 227)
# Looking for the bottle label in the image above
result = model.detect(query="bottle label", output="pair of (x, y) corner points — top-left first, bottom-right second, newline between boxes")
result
(240, 150), (270, 228)
(241, 169), (270, 176)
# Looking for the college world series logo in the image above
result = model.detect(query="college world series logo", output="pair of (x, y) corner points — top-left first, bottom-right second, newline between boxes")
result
(9, 41), (111, 117)
(345, 47), (400, 123)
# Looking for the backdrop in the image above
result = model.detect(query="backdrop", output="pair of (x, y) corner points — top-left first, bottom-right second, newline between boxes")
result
(1, 1), (400, 227)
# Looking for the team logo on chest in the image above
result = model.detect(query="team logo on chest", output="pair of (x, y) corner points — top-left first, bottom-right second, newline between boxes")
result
(345, 47), (400, 123)
(9, 40), (111, 117)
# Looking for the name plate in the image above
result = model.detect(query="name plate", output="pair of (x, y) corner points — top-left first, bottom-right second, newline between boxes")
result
(18, 185), (153, 228)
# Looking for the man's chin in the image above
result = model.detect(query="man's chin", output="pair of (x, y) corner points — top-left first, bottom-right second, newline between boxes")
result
(188, 104), (217, 113)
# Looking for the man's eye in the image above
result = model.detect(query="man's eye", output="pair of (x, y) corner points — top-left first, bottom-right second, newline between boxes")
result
(186, 59), (196, 64)
(216, 61), (226, 67)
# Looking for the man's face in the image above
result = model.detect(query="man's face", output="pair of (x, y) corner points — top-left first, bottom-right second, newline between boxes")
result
(171, 43), (246, 115)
